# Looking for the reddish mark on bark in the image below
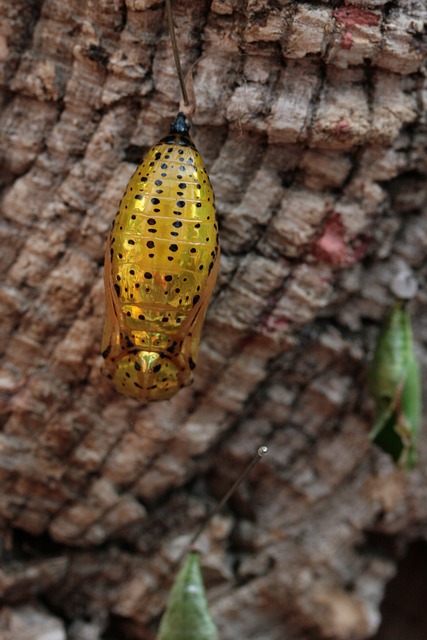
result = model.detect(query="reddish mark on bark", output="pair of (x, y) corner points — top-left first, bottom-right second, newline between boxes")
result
(262, 314), (292, 334)
(334, 7), (379, 50)
(336, 119), (350, 131)
(312, 213), (348, 266)
(311, 212), (369, 268)
(341, 31), (353, 50)
(333, 7), (380, 29)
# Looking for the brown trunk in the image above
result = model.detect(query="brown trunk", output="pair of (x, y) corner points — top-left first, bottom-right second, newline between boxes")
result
(0, 1), (426, 639)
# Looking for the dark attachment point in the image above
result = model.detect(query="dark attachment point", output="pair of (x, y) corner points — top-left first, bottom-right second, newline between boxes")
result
(170, 112), (190, 134)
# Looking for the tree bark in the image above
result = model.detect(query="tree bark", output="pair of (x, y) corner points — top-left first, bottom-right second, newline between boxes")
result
(0, 1), (426, 639)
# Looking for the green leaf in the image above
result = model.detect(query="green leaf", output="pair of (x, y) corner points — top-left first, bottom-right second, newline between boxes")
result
(156, 552), (218, 640)
(368, 302), (421, 470)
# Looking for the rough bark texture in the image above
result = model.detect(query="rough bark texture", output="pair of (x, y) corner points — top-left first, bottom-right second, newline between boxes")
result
(0, 1), (426, 639)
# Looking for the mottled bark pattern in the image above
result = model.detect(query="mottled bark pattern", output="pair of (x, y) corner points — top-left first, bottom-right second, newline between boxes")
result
(0, 1), (426, 639)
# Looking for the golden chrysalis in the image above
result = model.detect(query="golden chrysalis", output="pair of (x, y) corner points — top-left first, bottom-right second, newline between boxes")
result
(102, 113), (219, 402)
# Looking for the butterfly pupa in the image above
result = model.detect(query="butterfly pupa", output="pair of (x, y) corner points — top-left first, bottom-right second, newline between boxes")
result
(101, 113), (220, 402)
(156, 551), (217, 640)
(368, 302), (421, 469)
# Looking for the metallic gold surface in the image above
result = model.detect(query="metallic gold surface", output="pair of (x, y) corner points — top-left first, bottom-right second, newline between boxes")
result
(102, 130), (219, 401)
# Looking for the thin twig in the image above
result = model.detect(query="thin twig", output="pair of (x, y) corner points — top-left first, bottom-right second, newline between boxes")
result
(165, 0), (189, 107)
(161, 446), (269, 592)
(189, 445), (269, 549)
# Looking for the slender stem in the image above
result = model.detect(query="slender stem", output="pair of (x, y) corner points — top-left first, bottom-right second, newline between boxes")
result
(165, 0), (189, 107)
(189, 446), (268, 549)
(163, 446), (268, 588)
